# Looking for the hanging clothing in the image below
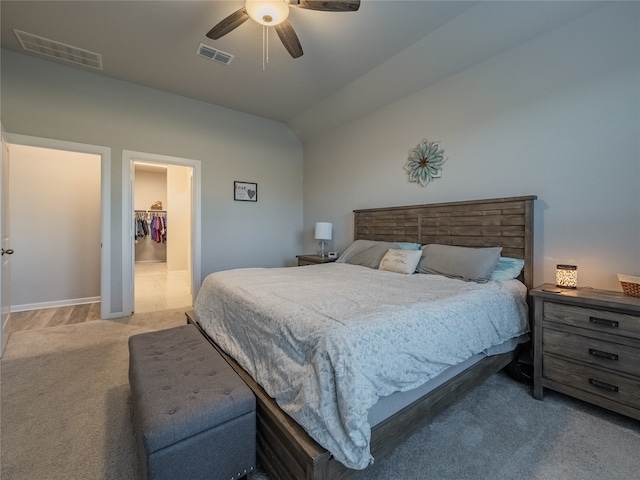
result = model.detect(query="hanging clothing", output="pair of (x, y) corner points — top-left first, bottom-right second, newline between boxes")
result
(150, 213), (167, 243)
(134, 211), (166, 242)
(134, 211), (149, 239)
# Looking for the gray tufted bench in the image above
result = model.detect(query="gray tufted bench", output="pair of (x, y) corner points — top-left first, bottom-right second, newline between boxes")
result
(128, 324), (256, 480)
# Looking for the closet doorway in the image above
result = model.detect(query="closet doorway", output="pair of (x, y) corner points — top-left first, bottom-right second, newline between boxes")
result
(133, 162), (191, 312)
(123, 150), (201, 316)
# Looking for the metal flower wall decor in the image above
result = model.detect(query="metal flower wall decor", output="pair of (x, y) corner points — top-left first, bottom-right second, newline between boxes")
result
(405, 139), (447, 187)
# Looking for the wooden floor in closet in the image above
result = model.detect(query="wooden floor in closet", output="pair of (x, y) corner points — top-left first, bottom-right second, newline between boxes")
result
(9, 262), (192, 334)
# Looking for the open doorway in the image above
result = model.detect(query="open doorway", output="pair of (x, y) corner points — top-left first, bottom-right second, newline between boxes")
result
(133, 161), (192, 312)
(10, 144), (102, 313)
(4, 134), (111, 319)
(122, 150), (201, 316)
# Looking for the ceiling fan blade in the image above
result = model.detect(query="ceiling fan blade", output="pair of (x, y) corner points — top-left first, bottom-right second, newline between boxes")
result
(292, 1), (360, 12)
(206, 7), (250, 40)
(275, 20), (303, 58)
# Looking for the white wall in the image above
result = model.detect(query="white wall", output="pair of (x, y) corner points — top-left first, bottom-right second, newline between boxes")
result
(302, 4), (640, 291)
(167, 165), (190, 272)
(1, 50), (304, 315)
(9, 144), (101, 308)
(135, 170), (167, 212)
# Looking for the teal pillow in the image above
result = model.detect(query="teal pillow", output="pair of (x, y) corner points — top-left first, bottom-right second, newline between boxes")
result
(490, 257), (525, 281)
(395, 242), (422, 250)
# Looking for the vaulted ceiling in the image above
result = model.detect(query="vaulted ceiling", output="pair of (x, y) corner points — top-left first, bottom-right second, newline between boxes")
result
(1, 1), (603, 140)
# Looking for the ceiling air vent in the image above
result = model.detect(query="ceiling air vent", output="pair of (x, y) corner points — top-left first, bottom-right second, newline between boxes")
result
(196, 44), (234, 66)
(14, 29), (103, 70)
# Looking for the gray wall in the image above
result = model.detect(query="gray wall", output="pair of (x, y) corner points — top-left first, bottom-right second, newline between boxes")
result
(1, 50), (304, 315)
(2, 2), (638, 306)
(302, 4), (640, 291)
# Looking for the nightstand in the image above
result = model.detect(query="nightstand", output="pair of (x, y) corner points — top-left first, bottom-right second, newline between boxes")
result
(530, 284), (640, 420)
(296, 254), (337, 266)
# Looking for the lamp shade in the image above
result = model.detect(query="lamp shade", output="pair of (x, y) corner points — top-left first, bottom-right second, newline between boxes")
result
(556, 264), (577, 288)
(314, 222), (332, 241)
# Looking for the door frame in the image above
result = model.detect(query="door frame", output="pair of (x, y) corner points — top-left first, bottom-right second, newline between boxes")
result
(5, 133), (112, 319)
(122, 150), (201, 315)
(1, 127), (10, 356)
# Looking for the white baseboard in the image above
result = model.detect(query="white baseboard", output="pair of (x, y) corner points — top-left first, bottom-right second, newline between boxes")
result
(12, 296), (101, 313)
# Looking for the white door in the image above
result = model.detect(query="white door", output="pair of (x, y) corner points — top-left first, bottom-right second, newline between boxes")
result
(129, 160), (136, 314)
(0, 129), (13, 357)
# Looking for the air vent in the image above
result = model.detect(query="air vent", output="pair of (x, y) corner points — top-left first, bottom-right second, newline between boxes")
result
(14, 29), (103, 70)
(196, 44), (234, 66)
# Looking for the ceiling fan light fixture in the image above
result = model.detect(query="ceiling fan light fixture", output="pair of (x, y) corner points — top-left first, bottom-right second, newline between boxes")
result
(207, 0), (360, 61)
(246, 0), (290, 26)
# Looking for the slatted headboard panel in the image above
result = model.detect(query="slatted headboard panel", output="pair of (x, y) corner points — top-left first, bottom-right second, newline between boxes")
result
(353, 196), (536, 289)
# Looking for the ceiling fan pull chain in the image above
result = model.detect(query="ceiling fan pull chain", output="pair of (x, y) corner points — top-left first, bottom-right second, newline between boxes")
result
(262, 24), (270, 71)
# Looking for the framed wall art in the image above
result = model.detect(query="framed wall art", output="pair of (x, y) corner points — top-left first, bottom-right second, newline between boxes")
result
(234, 181), (258, 202)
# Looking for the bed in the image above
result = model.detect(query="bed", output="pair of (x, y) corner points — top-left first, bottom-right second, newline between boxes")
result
(188, 195), (536, 480)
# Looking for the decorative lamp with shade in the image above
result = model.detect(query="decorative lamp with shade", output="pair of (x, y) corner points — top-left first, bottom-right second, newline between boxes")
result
(315, 222), (332, 257)
(556, 264), (577, 289)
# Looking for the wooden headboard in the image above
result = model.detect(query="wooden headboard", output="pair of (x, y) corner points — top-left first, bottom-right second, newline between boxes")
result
(353, 195), (537, 289)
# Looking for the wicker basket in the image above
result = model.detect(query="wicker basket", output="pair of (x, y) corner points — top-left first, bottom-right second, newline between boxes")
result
(618, 274), (640, 298)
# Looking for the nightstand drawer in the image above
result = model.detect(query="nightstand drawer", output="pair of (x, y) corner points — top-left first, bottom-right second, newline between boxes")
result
(544, 355), (640, 408)
(544, 302), (640, 339)
(543, 328), (640, 376)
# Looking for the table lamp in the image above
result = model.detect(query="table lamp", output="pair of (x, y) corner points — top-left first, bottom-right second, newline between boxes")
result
(315, 222), (332, 257)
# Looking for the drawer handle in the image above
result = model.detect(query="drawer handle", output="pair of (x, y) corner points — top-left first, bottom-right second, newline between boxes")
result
(588, 348), (619, 361)
(589, 378), (619, 393)
(589, 317), (619, 328)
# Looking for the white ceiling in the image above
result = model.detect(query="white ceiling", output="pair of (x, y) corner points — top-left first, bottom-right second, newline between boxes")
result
(1, 1), (603, 141)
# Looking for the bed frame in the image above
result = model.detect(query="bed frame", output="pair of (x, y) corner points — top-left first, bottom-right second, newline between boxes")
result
(188, 195), (536, 480)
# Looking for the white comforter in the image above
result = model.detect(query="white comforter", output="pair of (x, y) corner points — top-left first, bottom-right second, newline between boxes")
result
(194, 263), (528, 469)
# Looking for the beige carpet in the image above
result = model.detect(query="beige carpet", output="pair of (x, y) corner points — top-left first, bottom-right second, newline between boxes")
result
(0, 308), (186, 480)
(2, 308), (639, 480)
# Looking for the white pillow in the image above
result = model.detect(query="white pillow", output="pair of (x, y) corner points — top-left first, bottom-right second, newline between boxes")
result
(378, 249), (422, 274)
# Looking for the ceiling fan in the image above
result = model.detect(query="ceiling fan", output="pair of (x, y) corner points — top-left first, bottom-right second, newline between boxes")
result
(206, 0), (361, 59)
